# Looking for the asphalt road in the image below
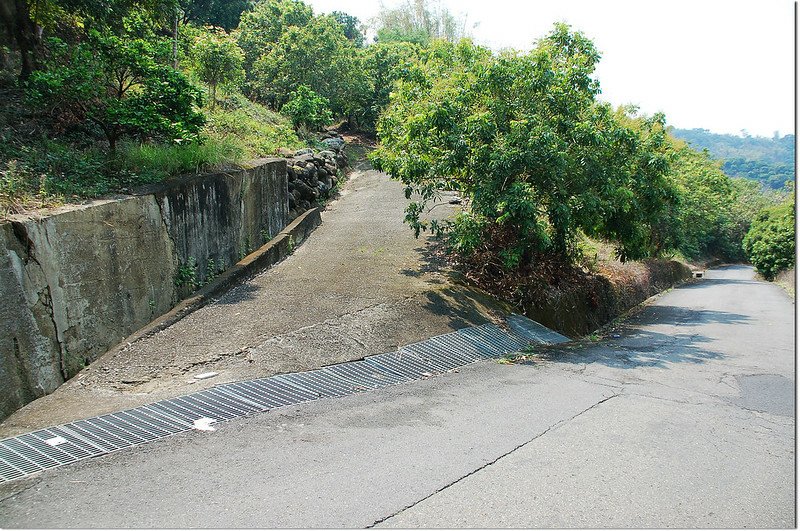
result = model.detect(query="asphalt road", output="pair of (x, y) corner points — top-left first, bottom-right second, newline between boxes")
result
(0, 265), (794, 528)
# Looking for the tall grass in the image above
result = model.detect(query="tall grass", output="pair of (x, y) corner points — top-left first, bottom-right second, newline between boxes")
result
(117, 136), (245, 183)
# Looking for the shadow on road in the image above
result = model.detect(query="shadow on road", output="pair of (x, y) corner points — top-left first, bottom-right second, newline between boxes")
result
(528, 304), (750, 370)
(214, 283), (262, 304)
(680, 278), (762, 288)
(531, 329), (725, 369)
(629, 306), (751, 327)
(399, 243), (448, 282)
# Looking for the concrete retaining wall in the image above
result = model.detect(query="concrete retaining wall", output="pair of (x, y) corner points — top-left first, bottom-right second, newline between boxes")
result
(0, 158), (288, 419)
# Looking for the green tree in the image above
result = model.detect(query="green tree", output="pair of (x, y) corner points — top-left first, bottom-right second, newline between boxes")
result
(251, 13), (368, 120)
(371, 0), (465, 45)
(0, 0), (176, 79)
(234, 0), (312, 79)
(26, 32), (205, 151)
(191, 26), (244, 107)
(180, 0), (251, 31)
(742, 194), (796, 280)
(331, 10), (364, 47)
(281, 84), (332, 131)
(359, 40), (419, 130)
(666, 145), (740, 259)
(370, 26), (678, 266)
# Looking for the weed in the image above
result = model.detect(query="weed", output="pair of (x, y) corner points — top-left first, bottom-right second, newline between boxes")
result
(260, 228), (272, 244)
(238, 236), (253, 260)
(174, 257), (199, 289)
(287, 234), (296, 253)
(205, 257), (222, 283)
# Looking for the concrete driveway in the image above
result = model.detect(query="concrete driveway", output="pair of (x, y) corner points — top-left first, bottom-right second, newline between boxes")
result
(0, 265), (794, 528)
(0, 167), (510, 436)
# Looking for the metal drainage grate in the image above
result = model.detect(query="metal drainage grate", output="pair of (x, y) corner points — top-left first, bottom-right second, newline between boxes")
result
(0, 314), (567, 483)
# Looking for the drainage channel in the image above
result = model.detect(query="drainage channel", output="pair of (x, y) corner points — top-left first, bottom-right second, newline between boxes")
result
(0, 314), (568, 484)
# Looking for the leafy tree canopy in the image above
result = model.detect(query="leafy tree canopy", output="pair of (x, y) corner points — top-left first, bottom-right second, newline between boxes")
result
(26, 31), (205, 150)
(179, 0), (252, 31)
(234, 0), (312, 75)
(190, 26), (244, 107)
(251, 13), (368, 118)
(371, 0), (467, 45)
(743, 193), (796, 280)
(282, 84), (332, 131)
(370, 25), (679, 266)
(331, 10), (364, 47)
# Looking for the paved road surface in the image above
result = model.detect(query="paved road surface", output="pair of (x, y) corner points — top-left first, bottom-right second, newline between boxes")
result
(0, 265), (793, 528)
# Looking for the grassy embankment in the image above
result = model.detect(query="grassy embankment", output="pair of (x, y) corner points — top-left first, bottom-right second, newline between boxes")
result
(0, 90), (305, 220)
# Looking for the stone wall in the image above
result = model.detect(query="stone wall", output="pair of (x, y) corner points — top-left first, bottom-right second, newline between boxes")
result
(284, 135), (347, 221)
(0, 158), (287, 419)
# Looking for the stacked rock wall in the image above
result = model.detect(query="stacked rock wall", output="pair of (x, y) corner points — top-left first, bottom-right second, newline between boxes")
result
(285, 134), (347, 221)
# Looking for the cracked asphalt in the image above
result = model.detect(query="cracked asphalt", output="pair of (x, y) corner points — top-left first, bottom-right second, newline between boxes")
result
(0, 265), (794, 528)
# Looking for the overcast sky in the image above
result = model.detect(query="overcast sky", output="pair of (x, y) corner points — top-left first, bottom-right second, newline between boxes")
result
(306, 0), (795, 138)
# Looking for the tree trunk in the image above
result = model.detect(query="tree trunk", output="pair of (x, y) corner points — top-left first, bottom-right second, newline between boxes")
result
(0, 0), (40, 81)
(172, 9), (179, 69)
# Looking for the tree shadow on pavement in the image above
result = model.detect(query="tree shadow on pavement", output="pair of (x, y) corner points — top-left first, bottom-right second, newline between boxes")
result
(399, 243), (448, 283)
(625, 306), (751, 327)
(421, 286), (512, 330)
(530, 329), (725, 370)
(527, 305), (750, 370)
(213, 283), (262, 304)
(680, 278), (762, 288)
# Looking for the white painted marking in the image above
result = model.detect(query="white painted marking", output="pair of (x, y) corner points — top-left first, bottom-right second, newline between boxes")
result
(44, 436), (68, 446)
(192, 418), (217, 432)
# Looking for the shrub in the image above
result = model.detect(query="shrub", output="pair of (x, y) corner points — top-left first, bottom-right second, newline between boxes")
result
(191, 26), (244, 108)
(26, 32), (205, 151)
(281, 85), (333, 131)
(742, 196), (795, 280)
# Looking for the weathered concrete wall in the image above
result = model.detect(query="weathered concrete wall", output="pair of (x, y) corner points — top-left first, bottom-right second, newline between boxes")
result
(0, 158), (287, 419)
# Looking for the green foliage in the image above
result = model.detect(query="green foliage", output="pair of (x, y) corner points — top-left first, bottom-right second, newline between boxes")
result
(742, 194), (796, 280)
(26, 32), (205, 150)
(359, 41), (419, 130)
(372, 0), (467, 45)
(251, 13), (368, 118)
(190, 26), (244, 107)
(281, 85), (332, 131)
(671, 127), (794, 166)
(671, 127), (795, 191)
(664, 146), (738, 259)
(371, 26), (678, 267)
(174, 256), (199, 289)
(331, 10), (364, 47)
(180, 0), (252, 31)
(235, 0), (313, 78)
(722, 158), (793, 190)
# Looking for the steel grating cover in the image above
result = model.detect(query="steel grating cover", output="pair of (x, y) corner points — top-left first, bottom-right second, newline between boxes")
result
(506, 313), (570, 344)
(0, 314), (565, 483)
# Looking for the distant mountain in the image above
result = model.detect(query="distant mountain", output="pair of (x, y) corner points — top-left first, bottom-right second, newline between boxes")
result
(670, 128), (795, 190)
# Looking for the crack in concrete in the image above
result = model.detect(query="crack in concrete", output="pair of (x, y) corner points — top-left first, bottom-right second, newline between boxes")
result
(366, 391), (620, 528)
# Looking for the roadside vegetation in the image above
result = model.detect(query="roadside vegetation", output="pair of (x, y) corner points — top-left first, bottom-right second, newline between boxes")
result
(1, 0), (793, 293)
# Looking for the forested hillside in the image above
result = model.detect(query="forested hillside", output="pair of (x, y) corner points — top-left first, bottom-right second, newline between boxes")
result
(0, 0), (793, 287)
(670, 128), (795, 190)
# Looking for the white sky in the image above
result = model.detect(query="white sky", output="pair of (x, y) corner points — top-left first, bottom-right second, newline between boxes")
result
(307, 0), (796, 138)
